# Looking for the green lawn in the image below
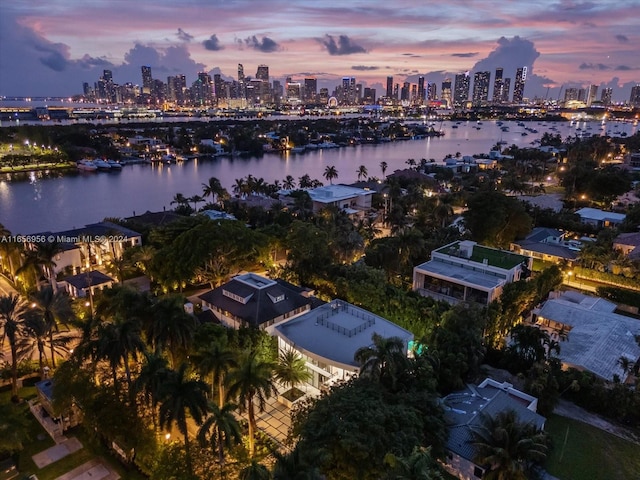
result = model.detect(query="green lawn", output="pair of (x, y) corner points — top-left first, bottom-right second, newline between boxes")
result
(545, 415), (640, 480)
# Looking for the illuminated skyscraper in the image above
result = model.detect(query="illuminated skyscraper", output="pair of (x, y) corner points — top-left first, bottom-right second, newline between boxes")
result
(453, 72), (470, 107)
(141, 66), (153, 95)
(493, 67), (504, 103)
(304, 78), (317, 102)
(256, 65), (269, 81)
(630, 84), (640, 106)
(585, 84), (598, 107)
(472, 71), (491, 105)
(341, 77), (356, 104)
(417, 76), (425, 104)
(513, 67), (527, 103)
(601, 87), (612, 105)
(427, 82), (437, 102)
(363, 87), (376, 104)
(386, 76), (394, 99)
(564, 87), (579, 102)
(441, 78), (452, 107)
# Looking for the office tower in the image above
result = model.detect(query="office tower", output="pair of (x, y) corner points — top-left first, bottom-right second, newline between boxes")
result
(427, 82), (437, 101)
(393, 84), (399, 100)
(363, 87), (376, 104)
(83, 82), (91, 96)
(319, 87), (329, 104)
(564, 88), (579, 102)
(513, 67), (527, 103)
(141, 66), (153, 95)
(256, 65), (269, 81)
(304, 78), (317, 102)
(152, 79), (165, 103)
(238, 64), (244, 83)
(441, 78), (452, 107)
(585, 84), (598, 107)
(400, 82), (410, 102)
(341, 77), (356, 104)
(472, 71), (491, 105)
(214, 74), (224, 103)
(386, 76), (394, 99)
(493, 67), (504, 103)
(192, 72), (213, 105)
(577, 88), (586, 102)
(417, 76), (425, 104)
(410, 84), (417, 104)
(454, 72), (470, 107)
(630, 85), (640, 107)
(103, 70), (113, 83)
(502, 78), (511, 103)
(601, 87), (612, 105)
(286, 82), (302, 103)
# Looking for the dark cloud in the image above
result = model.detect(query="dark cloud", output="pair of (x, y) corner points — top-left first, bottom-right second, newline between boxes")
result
(451, 52), (479, 58)
(579, 62), (610, 70)
(615, 34), (629, 43)
(351, 65), (379, 71)
(321, 35), (367, 55)
(244, 35), (280, 53)
(177, 28), (193, 43)
(203, 34), (223, 51)
(76, 54), (113, 69)
(615, 65), (634, 71)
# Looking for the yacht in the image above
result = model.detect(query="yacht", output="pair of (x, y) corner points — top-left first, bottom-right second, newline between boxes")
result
(107, 159), (123, 170)
(77, 159), (97, 171)
(94, 159), (112, 171)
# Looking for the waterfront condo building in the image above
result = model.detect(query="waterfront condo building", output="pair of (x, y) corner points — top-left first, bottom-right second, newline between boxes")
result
(413, 241), (532, 305)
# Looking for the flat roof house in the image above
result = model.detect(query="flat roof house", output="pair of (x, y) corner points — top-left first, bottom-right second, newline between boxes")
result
(197, 272), (314, 330)
(533, 291), (640, 382)
(306, 184), (374, 217)
(575, 207), (626, 228)
(442, 378), (546, 480)
(273, 299), (413, 391)
(413, 241), (532, 305)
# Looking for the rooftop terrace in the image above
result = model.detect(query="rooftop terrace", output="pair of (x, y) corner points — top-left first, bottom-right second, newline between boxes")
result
(436, 241), (528, 270)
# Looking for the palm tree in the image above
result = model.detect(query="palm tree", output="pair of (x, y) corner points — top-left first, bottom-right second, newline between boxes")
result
(226, 350), (277, 456)
(380, 161), (388, 177)
(298, 174), (313, 189)
(354, 333), (409, 390)
(17, 241), (62, 291)
(135, 351), (169, 427)
(20, 313), (72, 378)
(471, 409), (549, 480)
(202, 177), (223, 204)
(383, 447), (441, 480)
(356, 165), (368, 181)
(233, 178), (247, 197)
(274, 348), (310, 393)
(192, 338), (237, 407)
(406, 158), (417, 170)
(0, 223), (20, 278)
(170, 192), (189, 207)
(146, 295), (196, 368)
(189, 194), (205, 211)
(323, 165), (339, 185)
(240, 461), (272, 480)
(432, 200), (454, 228)
(283, 175), (296, 190)
(30, 286), (74, 368)
(158, 363), (209, 476)
(197, 402), (242, 469)
(0, 294), (28, 396)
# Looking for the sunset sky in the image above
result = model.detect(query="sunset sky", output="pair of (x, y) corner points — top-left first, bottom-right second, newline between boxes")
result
(1, 0), (639, 100)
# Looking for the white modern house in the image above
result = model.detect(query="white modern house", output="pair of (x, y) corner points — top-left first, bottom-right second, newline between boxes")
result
(273, 299), (414, 391)
(442, 379), (546, 480)
(413, 241), (532, 305)
(306, 184), (374, 217)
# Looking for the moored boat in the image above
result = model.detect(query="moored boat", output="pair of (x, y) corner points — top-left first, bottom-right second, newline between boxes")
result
(77, 159), (98, 171)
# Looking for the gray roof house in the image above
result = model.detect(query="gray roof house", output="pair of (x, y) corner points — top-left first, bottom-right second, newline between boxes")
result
(442, 378), (546, 480)
(575, 207), (626, 228)
(533, 291), (640, 382)
(197, 273), (314, 330)
(511, 227), (579, 265)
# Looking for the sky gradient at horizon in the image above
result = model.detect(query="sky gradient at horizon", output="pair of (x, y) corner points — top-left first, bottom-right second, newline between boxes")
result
(1, 0), (639, 100)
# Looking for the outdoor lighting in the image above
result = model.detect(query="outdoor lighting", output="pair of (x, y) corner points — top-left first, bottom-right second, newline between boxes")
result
(31, 302), (36, 308)
(85, 301), (90, 307)
(165, 433), (171, 440)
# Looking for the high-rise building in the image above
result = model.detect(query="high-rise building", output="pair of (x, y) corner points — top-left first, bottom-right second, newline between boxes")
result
(630, 84), (640, 107)
(286, 82), (302, 104)
(577, 88), (586, 102)
(256, 65), (269, 81)
(386, 76), (394, 99)
(363, 87), (376, 104)
(586, 84), (598, 107)
(141, 66), (153, 95)
(453, 72), (470, 107)
(441, 78), (452, 107)
(417, 76), (425, 104)
(304, 78), (317, 102)
(393, 83), (399, 101)
(513, 67), (527, 103)
(319, 88), (329, 104)
(341, 77), (356, 104)
(493, 68), (504, 103)
(564, 88), (579, 103)
(427, 82), (437, 102)
(472, 71), (491, 105)
(400, 82), (411, 102)
(601, 87), (612, 105)
(502, 78), (511, 103)
(192, 72), (213, 105)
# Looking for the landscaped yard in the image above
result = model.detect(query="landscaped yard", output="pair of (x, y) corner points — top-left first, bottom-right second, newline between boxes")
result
(545, 415), (640, 480)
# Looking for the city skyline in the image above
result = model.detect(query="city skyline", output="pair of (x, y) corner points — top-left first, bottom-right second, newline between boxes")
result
(1, 0), (639, 100)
